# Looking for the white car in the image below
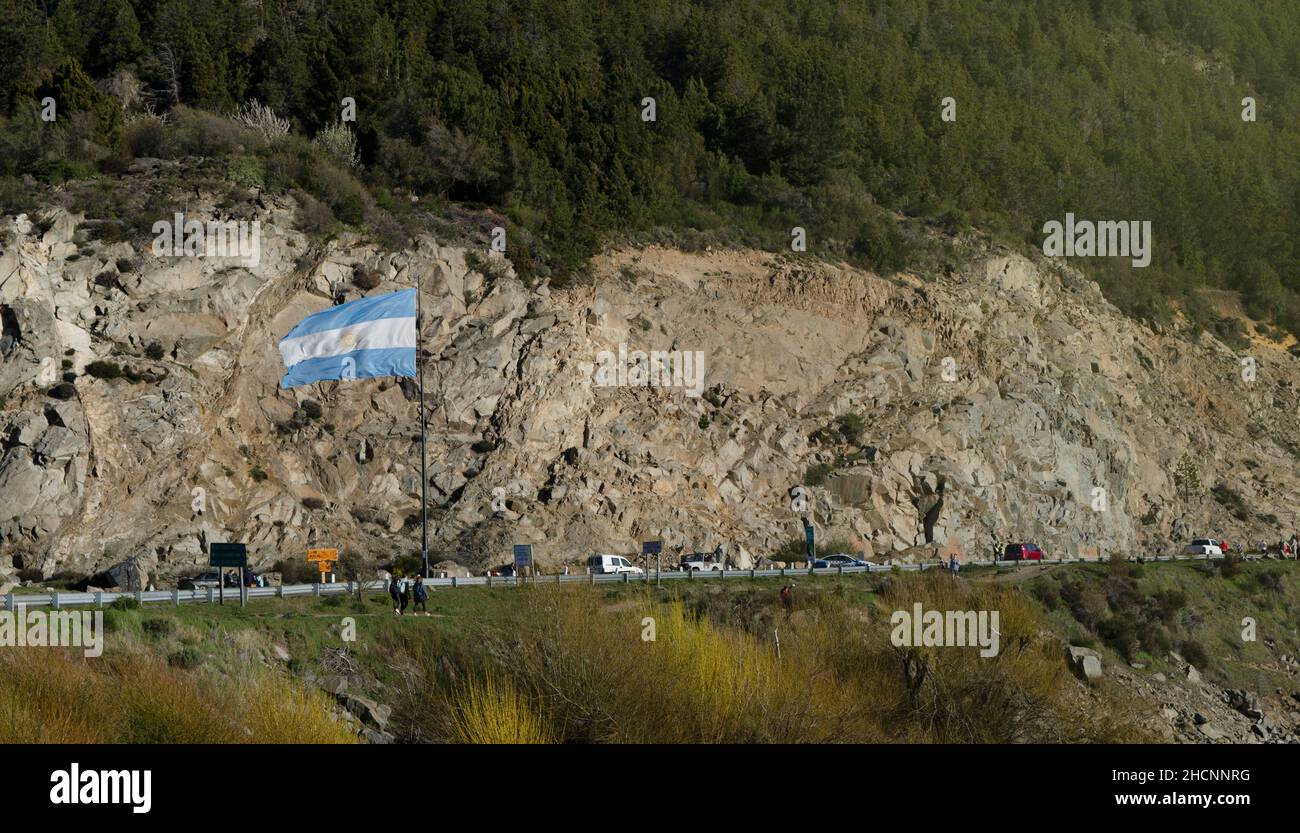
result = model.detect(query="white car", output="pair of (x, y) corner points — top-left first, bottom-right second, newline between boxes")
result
(1184, 538), (1223, 557)
(587, 554), (644, 575)
(679, 552), (721, 571)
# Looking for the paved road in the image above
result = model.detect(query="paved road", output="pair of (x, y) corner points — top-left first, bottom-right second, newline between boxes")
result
(4, 551), (1276, 611)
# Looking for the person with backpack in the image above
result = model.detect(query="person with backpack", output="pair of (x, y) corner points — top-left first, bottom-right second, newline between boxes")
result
(413, 575), (429, 615)
(389, 573), (402, 615)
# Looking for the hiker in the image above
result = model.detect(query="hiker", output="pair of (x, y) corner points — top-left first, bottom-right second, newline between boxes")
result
(389, 573), (402, 615)
(399, 575), (410, 614)
(779, 584), (794, 621)
(949, 553), (960, 578)
(412, 575), (428, 615)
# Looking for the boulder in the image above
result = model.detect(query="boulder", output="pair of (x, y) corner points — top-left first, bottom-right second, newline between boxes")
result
(1226, 689), (1263, 720)
(106, 557), (149, 591)
(360, 727), (395, 744)
(318, 674), (348, 696)
(342, 693), (392, 730)
(1067, 645), (1103, 682)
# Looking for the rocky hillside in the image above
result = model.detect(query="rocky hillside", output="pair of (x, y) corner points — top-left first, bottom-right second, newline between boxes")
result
(4, 175), (1300, 586)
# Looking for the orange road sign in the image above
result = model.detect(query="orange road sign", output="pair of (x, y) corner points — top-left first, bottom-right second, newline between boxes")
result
(307, 548), (339, 562)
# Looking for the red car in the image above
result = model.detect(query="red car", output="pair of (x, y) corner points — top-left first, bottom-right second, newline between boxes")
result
(1002, 542), (1043, 561)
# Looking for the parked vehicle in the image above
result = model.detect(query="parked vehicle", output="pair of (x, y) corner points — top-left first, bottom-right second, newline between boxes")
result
(679, 552), (721, 571)
(178, 572), (223, 590)
(587, 554), (644, 575)
(813, 553), (870, 568)
(1002, 542), (1044, 561)
(1184, 539), (1223, 557)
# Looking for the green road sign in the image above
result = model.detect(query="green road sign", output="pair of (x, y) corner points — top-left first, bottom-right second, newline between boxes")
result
(210, 543), (247, 568)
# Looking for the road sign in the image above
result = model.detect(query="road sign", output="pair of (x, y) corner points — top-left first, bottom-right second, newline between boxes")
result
(513, 544), (533, 570)
(802, 518), (815, 562)
(209, 543), (247, 568)
(307, 547), (338, 562)
(642, 541), (661, 555)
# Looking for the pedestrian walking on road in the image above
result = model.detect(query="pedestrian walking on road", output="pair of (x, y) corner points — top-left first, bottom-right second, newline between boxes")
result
(413, 575), (428, 615)
(389, 573), (402, 615)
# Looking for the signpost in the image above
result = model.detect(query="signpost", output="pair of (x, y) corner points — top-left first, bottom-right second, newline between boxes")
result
(209, 543), (247, 606)
(513, 544), (533, 580)
(642, 540), (661, 582)
(307, 547), (338, 583)
(802, 517), (816, 566)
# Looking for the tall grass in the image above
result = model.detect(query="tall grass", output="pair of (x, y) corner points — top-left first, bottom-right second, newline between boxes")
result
(451, 673), (554, 744)
(0, 649), (355, 743)
(382, 576), (1146, 744)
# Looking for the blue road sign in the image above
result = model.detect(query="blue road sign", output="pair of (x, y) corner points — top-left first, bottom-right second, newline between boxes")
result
(210, 543), (247, 568)
(513, 544), (533, 570)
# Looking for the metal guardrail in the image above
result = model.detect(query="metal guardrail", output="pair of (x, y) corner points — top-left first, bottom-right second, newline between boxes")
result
(2, 551), (1276, 611)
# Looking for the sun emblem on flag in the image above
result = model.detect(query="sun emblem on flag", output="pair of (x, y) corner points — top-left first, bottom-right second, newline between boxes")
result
(340, 332), (358, 349)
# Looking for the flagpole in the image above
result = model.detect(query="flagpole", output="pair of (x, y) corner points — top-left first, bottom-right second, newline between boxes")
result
(417, 271), (429, 579)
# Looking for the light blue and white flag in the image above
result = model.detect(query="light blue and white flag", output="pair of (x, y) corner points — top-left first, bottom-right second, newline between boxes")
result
(278, 288), (417, 388)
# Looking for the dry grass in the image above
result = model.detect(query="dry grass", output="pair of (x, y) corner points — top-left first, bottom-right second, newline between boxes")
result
(383, 575), (1146, 744)
(0, 649), (355, 744)
(451, 673), (555, 744)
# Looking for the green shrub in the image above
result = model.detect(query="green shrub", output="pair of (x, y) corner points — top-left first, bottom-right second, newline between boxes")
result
(84, 360), (123, 380)
(226, 155), (265, 190)
(804, 463), (834, 486)
(46, 381), (77, 400)
(168, 646), (203, 670)
(110, 596), (140, 611)
(352, 266), (382, 290)
(1097, 615), (1140, 661)
(142, 618), (177, 638)
(124, 117), (167, 158)
(1180, 640), (1210, 670)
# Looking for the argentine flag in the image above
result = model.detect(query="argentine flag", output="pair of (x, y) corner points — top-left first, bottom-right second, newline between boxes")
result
(278, 288), (417, 388)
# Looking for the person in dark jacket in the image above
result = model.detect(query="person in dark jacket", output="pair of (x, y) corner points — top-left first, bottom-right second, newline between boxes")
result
(399, 575), (410, 614)
(413, 575), (429, 615)
(389, 574), (402, 615)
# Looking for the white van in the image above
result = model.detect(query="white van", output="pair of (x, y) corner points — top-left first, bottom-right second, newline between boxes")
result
(587, 554), (644, 575)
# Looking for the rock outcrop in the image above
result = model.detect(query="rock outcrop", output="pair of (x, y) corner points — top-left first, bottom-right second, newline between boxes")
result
(4, 174), (1300, 581)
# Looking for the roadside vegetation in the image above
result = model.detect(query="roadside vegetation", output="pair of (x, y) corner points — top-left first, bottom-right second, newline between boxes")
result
(5, 559), (1294, 743)
(0, 648), (353, 743)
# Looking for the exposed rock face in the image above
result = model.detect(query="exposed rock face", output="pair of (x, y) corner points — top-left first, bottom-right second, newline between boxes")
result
(4, 186), (1300, 580)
